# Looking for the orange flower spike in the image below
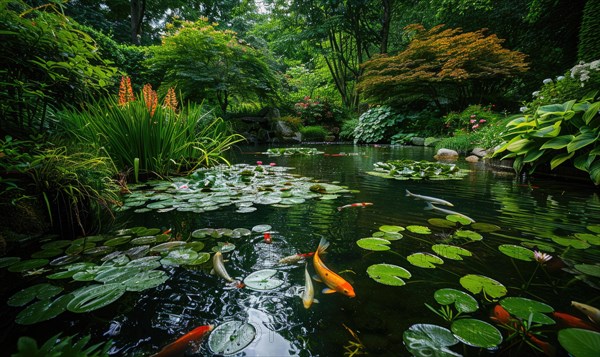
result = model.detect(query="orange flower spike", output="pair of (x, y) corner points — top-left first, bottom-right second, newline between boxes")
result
(163, 87), (178, 112)
(143, 84), (158, 117)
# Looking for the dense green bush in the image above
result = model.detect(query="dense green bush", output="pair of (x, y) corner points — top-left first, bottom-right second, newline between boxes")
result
(300, 125), (329, 141)
(577, 0), (600, 62)
(353, 106), (406, 143)
(443, 104), (503, 135)
(293, 96), (344, 126)
(339, 118), (359, 141)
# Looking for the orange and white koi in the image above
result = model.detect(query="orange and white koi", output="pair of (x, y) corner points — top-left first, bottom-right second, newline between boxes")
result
(278, 252), (314, 265)
(302, 263), (317, 309)
(151, 324), (214, 357)
(572, 301), (600, 325)
(313, 238), (355, 297)
(337, 202), (373, 211)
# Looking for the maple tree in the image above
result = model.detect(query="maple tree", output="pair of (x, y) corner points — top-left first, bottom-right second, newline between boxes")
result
(358, 24), (529, 111)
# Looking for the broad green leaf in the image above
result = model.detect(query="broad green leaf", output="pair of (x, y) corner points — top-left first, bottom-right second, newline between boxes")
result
(366, 263), (411, 286)
(67, 284), (126, 313)
(407, 253), (444, 268)
(590, 160), (600, 185)
(498, 244), (534, 261)
(160, 249), (200, 266)
(403, 324), (460, 357)
(446, 215), (474, 225)
(587, 225), (600, 234)
(507, 138), (531, 152)
(149, 241), (187, 253)
(406, 225), (431, 234)
(540, 135), (574, 150)
(558, 328), (600, 357)
(432, 244), (472, 260)
(122, 270), (169, 291)
(523, 148), (545, 163)
(451, 319), (502, 348)
(550, 151), (575, 169)
(208, 321), (256, 355)
(532, 121), (561, 138)
(568, 132), (597, 153)
(583, 102), (600, 124)
(379, 225), (405, 233)
(434, 288), (479, 313)
(454, 230), (482, 241)
(0, 256), (21, 268)
(574, 264), (600, 278)
(243, 269), (284, 291)
(428, 218), (456, 228)
(500, 297), (555, 325)
(460, 274), (507, 298)
(7, 259), (49, 273)
(356, 237), (391, 251)
(574, 233), (600, 245)
(15, 294), (73, 325)
(8, 284), (64, 307)
(551, 236), (591, 249)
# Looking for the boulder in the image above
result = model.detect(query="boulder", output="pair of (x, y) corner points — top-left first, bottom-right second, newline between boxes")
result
(410, 137), (425, 146)
(434, 148), (459, 160)
(273, 120), (295, 137)
(465, 155), (479, 162)
(472, 147), (488, 157)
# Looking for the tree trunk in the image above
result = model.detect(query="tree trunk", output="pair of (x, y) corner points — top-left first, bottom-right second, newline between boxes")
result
(130, 0), (146, 45)
(380, 0), (392, 54)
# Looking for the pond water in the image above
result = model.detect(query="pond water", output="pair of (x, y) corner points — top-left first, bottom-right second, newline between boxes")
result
(2, 144), (599, 356)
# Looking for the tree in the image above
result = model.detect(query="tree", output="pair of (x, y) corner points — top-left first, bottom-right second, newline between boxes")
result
(358, 24), (528, 111)
(145, 19), (280, 113)
(578, 0), (600, 62)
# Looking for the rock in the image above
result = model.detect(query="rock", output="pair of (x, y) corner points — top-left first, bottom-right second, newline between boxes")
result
(410, 137), (425, 146)
(465, 155), (479, 162)
(273, 120), (295, 137)
(434, 148), (459, 160)
(472, 147), (487, 157)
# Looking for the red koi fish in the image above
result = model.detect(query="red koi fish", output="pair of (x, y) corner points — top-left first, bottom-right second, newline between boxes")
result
(490, 304), (512, 325)
(151, 324), (214, 357)
(526, 333), (556, 357)
(552, 312), (600, 331)
(337, 202), (373, 211)
(278, 252), (315, 265)
(263, 232), (272, 244)
(313, 238), (355, 297)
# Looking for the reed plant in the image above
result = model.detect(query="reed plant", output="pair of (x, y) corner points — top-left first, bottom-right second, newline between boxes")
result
(58, 79), (244, 179)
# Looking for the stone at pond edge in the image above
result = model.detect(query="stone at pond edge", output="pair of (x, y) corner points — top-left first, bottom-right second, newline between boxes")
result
(465, 155), (479, 163)
(434, 148), (459, 161)
(472, 148), (488, 157)
(411, 137), (425, 146)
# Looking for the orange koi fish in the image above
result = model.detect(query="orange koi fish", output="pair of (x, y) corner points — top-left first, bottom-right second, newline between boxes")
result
(526, 333), (556, 357)
(337, 202), (373, 211)
(490, 304), (512, 325)
(552, 312), (600, 331)
(313, 238), (355, 297)
(151, 324), (214, 357)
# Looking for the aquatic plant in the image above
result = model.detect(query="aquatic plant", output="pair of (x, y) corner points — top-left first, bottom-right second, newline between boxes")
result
(367, 160), (469, 180)
(12, 333), (112, 357)
(265, 147), (324, 156)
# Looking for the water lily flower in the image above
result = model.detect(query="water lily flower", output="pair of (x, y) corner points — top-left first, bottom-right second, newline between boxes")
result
(543, 78), (553, 84)
(479, 119), (486, 123)
(534, 251), (552, 264)
(470, 114), (476, 119)
(269, 162), (276, 166)
(472, 124), (480, 130)
(256, 161), (263, 165)
(470, 119), (476, 124)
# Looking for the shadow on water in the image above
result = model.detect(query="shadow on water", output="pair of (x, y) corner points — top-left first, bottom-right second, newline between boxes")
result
(2, 144), (599, 356)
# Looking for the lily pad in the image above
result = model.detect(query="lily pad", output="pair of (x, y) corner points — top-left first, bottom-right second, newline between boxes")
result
(49, 255), (80, 266)
(574, 264), (600, 278)
(470, 223), (501, 232)
(130, 236), (157, 245)
(191, 228), (216, 239)
(31, 248), (63, 259)
(356, 238), (391, 251)
(459, 274), (507, 299)
(150, 241), (187, 253)
(8, 283), (64, 307)
(160, 249), (199, 266)
(184, 252), (211, 265)
(451, 319), (502, 348)
(446, 215), (474, 225)
(406, 225), (432, 234)
(551, 236), (590, 249)
(403, 324), (460, 357)
(587, 225), (600, 234)
(232, 228), (251, 237)
(0, 256), (21, 268)
(574, 233), (600, 245)
(431, 244), (472, 260)
(500, 297), (555, 325)
(454, 230), (483, 241)
(67, 283), (126, 313)
(379, 225), (405, 233)
(40, 240), (72, 249)
(407, 253), (444, 268)
(366, 264), (411, 286)
(212, 242), (236, 253)
(498, 244), (534, 261)
(558, 328), (600, 357)
(251, 224), (272, 233)
(15, 294), (73, 325)
(243, 269), (284, 291)
(428, 218), (456, 229)
(122, 270), (169, 292)
(7, 259), (49, 273)
(434, 288), (479, 313)
(207, 321), (257, 356)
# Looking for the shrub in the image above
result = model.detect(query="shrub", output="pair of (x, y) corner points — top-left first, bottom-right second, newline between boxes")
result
(300, 125), (329, 141)
(294, 96), (343, 126)
(278, 116), (303, 131)
(443, 104), (502, 135)
(339, 118), (359, 140)
(391, 132), (417, 145)
(353, 106), (405, 143)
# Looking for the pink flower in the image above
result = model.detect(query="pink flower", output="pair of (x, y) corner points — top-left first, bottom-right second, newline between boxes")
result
(269, 162), (276, 166)
(470, 119), (476, 124)
(256, 161), (263, 165)
(470, 114), (476, 119)
(479, 119), (486, 123)
(472, 124), (480, 130)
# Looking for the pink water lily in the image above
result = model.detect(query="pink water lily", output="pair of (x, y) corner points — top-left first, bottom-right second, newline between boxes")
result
(533, 250), (552, 263)
(256, 161), (263, 165)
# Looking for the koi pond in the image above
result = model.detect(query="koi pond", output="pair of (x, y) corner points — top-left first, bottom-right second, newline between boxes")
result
(2, 144), (599, 356)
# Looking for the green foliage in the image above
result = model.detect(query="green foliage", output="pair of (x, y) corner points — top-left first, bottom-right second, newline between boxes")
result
(368, 160), (469, 180)
(443, 105), (501, 134)
(339, 118), (359, 141)
(0, 0), (117, 136)
(13, 333), (112, 357)
(145, 18), (280, 113)
(391, 132), (417, 145)
(577, 0), (600, 62)
(278, 116), (303, 131)
(57, 91), (244, 179)
(294, 96), (343, 126)
(353, 106), (405, 143)
(493, 96), (600, 185)
(300, 125), (329, 141)
(522, 60), (600, 113)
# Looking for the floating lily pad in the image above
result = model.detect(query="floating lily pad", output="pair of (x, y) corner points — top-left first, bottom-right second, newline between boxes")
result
(252, 224), (272, 233)
(407, 253), (444, 268)
(191, 228), (216, 239)
(499, 297), (555, 325)
(185, 241), (206, 252)
(8, 283), (64, 307)
(185, 252), (211, 265)
(47, 262), (96, 279)
(237, 207), (257, 213)
(104, 236), (132, 247)
(356, 238), (391, 251)
(7, 259), (49, 273)
(574, 264), (600, 278)
(551, 236), (590, 249)
(366, 264), (411, 286)
(498, 244), (534, 261)
(232, 228), (251, 237)
(83, 246), (114, 256)
(460, 275), (507, 299)
(558, 328), (600, 357)
(446, 215), (474, 225)
(428, 218), (456, 229)
(470, 223), (501, 232)
(574, 233), (600, 245)
(212, 242), (236, 253)
(407, 226), (432, 234)
(208, 321), (256, 355)
(451, 319), (502, 348)
(403, 324), (460, 357)
(379, 225), (405, 233)
(587, 225), (600, 234)
(122, 270), (169, 292)
(454, 230), (482, 241)
(67, 283), (126, 313)
(150, 241), (187, 253)
(31, 248), (63, 259)
(15, 294), (73, 325)
(130, 236), (157, 245)
(160, 249), (200, 266)
(49, 255), (80, 266)
(243, 269), (284, 291)
(40, 240), (72, 249)
(0, 256), (21, 268)
(65, 242), (95, 255)
(431, 245), (472, 260)
(520, 241), (555, 253)
(434, 288), (479, 313)
(381, 232), (403, 241)
(126, 256), (161, 269)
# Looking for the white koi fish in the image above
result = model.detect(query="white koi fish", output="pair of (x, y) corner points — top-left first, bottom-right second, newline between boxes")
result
(406, 189), (454, 206)
(424, 202), (475, 223)
(572, 301), (600, 325)
(211, 251), (233, 282)
(302, 263), (317, 309)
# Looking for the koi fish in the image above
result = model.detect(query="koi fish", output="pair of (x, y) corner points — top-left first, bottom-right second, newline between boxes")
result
(313, 238), (355, 297)
(424, 202), (475, 223)
(151, 324), (214, 357)
(526, 333), (556, 357)
(211, 251), (234, 282)
(572, 301), (600, 324)
(263, 232), (272, 244)
(552, 312), (600, 331)
(406, 189), (454, 206)
(278, 252), (314, 265)
(490, 304), (512, 325)
(337, 202), (373, 211)
(302, 263), (317, 309)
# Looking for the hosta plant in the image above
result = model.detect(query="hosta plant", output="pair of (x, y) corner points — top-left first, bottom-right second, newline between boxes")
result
(493, 95), (600, 185)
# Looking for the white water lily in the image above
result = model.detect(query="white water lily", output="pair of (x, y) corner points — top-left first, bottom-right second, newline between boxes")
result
(533, 250), (552, 264)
